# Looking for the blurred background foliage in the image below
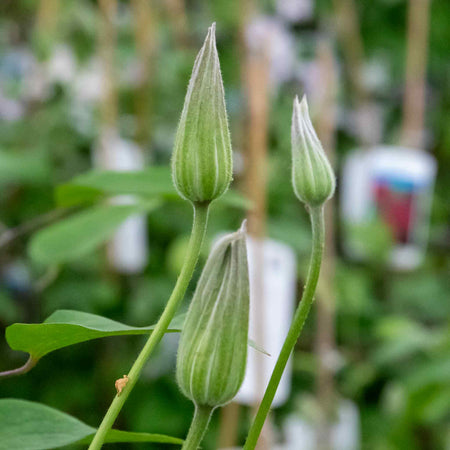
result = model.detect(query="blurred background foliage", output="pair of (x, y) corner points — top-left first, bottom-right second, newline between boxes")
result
(0, 0), (449, 449)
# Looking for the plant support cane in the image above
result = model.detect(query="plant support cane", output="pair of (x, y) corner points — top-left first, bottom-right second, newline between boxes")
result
(244, 96), (336, 449)
(90, 23), (233, 449)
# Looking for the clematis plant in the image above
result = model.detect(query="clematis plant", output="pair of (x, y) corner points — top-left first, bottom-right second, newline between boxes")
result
(1, 22), (335, 450)
(89, 22), (234, 450)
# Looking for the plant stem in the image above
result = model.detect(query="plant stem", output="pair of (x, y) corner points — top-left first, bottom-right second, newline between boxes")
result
(182, 404), (214, 450)
(88, 202), (210, 450)
(0, 356), (38, 379)
(243, 205), (325, 450)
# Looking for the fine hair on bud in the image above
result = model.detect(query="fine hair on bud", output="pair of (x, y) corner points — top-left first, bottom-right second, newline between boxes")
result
(171, 23), (233, 204)
(176, 221), (249, 408)
(291, 95), (336, 207)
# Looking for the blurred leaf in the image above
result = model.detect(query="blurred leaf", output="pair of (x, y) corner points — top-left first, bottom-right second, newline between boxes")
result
(55, 166), (251, 209)
(417, 385), (450, 424)
(345, 218), (393, 264)
(0, 151), (51, 185)
(374, 317), (441, 365)
(53, 185), (103, 208)
(219, 190), (253, 209)
(5, 309), (184, 362)
(389, 272), (450, 320)
(28, 201), (160, 265)
(337, 264), (376, 316)
(0, 399), (183, 449)
(56, 167), (174, 207)
(405, 353), (450, 391)
(268, 217), (311, 255)
(0, 290), (21, 323)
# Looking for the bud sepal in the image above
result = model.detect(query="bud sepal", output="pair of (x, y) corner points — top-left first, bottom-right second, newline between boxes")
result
(171, 23), (233, 204)
(176, 222), (249, 408)
(291, 95), (335, 207)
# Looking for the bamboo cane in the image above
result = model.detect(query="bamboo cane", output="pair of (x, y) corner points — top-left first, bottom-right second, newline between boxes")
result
(131, 0), (156, 150)
(313, 38), (338, 450)
(400, 0), (431, 148)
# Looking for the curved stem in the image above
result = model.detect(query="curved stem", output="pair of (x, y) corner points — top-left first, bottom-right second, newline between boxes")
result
(243, 206), (325, 449)
(182, 404), (214, 450)
(89, 202), (210, 450)
(0, 356), (38, 379)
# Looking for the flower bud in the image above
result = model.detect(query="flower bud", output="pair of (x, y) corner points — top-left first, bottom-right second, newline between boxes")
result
(291, 95), (335, 206)
(171, 23), (233, 204)
(176, 222), (249, 408)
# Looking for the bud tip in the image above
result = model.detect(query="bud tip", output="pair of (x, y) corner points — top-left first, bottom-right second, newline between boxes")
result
(239, 219), (247, 234)
(300, 94), (308, 111)
(291, 93), (335, 206)
(207, 23), (216, 42)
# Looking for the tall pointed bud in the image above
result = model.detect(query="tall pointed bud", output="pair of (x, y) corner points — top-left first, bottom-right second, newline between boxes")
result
(176, 222), (249, 408)
(291, 95), (335, 207)
(171, 23), (233, 204)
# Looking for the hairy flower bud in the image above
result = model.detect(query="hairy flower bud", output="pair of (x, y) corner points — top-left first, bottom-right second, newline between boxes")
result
(171, 23), (233, 204)
(176, 222), (249, 408)
(291, 95), (335, 206)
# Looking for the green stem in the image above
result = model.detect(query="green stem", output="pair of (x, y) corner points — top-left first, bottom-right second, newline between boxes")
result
(88, 202), (210, 450)
(182, 404), (214, 450)
(243, 205), (325, 450)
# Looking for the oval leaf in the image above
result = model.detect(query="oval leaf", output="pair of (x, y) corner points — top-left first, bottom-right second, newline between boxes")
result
(3, 310), (267, 376)
(0, 399), (183, 449)
(5, 310), (184, 361)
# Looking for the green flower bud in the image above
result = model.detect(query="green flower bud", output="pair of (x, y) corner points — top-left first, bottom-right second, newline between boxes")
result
(171, 23), (233, 204)
(176, 222), (249, 408)
(291, 95), (335, 206)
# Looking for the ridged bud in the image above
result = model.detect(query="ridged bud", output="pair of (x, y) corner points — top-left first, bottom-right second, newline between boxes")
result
(176, 222), (249, 408)
(171, 23), (233, 204)
(291, 95), (335, 206)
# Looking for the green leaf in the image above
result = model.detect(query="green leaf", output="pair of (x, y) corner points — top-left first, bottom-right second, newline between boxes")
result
(373, 316), (439, 365)
(55, 166), (251, 209)
(56, 166), (175, 207)
(54, 184), (104, 208)
(28, 201), (160, 265)
(6, 309), (184, 361)
(78, 429), (184, 445)
(219, 189), (253, 210)
(0, 399), (183, 449)
(0, 151), (51, 185)
(4, 310), (267, 370)
(65, 166), (173, 197)
(405, 354), (450, 391)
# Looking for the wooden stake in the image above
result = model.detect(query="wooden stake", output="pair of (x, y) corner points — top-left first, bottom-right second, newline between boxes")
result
(332, 0), (366, 110)
(164, 0), (190, 49)
(244, 24), (272, 450)
(313, 39), (338, 450)
(131, 0), (156, 149)
(400, 0), (430, 148)
(98, 0), (118, 138)
(332, 0), (373, 147)
(217, 402), (241, 448)
(35, 0), (60, 59)
(36, 0), (59, 34)
(218, 2), (271, 448)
